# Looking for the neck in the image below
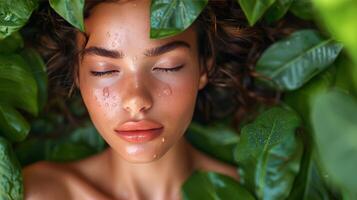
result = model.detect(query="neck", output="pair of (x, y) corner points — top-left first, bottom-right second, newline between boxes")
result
(108, 137), (194, 200)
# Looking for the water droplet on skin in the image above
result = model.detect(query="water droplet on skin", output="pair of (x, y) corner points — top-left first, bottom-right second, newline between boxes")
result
(153, 154), (157, 159)
(103, 87), (110, 98)
(112, 103), (117, 107)
(105, 103), (109, 107)
(163, 88), (172, 96)
(161, 137), (165, 143)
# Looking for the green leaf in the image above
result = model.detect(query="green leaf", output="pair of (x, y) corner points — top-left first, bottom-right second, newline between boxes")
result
(312, 90), (357, 198)
(312, 0), (357, 64)
(284, 66), (336, 124)
(0, 0), (38, 39)
(238, 0), (276, 26)
(0, 103), (30, 142)
(0, 54), (38, 115)
(234, 107), (303, 200)
(15, 138), (46, 167)
(186, 121), (239, 164)
(150, 0), (208, 39)
(256, 29), (343, 91)
(288, 152), (331, 200)
(264, 0), (294, 23)
(289, 0), (314, 20)
(0, 32), (23, 53)
(20, 48), (48, 111)
(334, 56), (357, 96)
(182, 171), (255, 200)
(0, 137), (23, 200)
(45, 121), (106, 162)
(49, 0), (85, 32)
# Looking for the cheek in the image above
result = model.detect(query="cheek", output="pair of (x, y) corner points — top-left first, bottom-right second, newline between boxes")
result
(158, 71), (199, 133)
(78, 73), (122, 136)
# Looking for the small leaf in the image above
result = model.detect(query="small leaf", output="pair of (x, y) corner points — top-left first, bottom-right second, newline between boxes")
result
(312, 90), (357, 198)
(182, 171), (255, 200)
(150, 0), (208, 39)
(238, 0), (276, 26)
(264, 0), (294, 23)
(20, 48), (48, 111)
(0, 0), (38, 39)
(289, 0), (314, 20)
(0, 137), (23, 200)
(256, 29), (343, 91)
(0, 32), (23, 53)
(235, 107), (303, 200)
(0, 103), (30, 142)
(0, 54), (38, 115)
(49, 0), (85, 32)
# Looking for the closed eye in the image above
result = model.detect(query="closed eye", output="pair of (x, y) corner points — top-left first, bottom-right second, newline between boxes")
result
(90, 70), (119, 76)
(153, 65), (184, 72)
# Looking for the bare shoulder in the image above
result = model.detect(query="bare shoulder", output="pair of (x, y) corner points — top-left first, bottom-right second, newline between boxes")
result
(22, 161), (72, 200)
(188, 143), (240, 181)
(22, 150), (112, 200)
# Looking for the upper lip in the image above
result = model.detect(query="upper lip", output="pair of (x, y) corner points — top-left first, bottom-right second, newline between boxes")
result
(115, 119), (163, 132)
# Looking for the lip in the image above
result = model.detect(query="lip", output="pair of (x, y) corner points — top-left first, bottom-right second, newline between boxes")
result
(114, 120), (163, 143)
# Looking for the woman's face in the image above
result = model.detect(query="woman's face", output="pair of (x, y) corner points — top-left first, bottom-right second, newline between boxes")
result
(77, 0), (208, 163)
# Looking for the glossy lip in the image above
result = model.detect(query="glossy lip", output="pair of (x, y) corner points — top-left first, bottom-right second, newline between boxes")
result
(114, 120), (163, 143)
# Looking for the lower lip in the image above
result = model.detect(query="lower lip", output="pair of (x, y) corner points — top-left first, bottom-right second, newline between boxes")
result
(115, 128), (163, 143)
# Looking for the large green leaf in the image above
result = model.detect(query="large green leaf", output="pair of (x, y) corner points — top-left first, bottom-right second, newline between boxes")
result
(182, 171), (254, 200)
(0, 137), (23, 200)
(0, 103), (30, 142)
(0, 54), (38, 115)
(234, 107), (303, 200)
(238, 0), (276, 26)
(186, 121), (239, 164)
(312, 90), (357, 198)
(0, 0), (38, 39)
(150, 0), (208, 39)
(289, 0), (314, 20)
(49, 0), (85, 32)
(20, 48), (48, 111)
(0, 32), (23, 53)
(256, 29), (343, 91)
(312, 0), (357, 64)
(264, 0), (294, 24)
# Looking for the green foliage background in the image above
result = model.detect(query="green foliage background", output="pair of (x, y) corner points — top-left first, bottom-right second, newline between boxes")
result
(1, 0), (357, 199)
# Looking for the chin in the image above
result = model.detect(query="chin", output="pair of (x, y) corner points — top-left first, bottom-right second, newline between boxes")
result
(113, 143), (167, 163)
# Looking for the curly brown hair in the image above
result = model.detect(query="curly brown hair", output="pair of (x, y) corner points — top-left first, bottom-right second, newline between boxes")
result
(26, 0), (309, 130)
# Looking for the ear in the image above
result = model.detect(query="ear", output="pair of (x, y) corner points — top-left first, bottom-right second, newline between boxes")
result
(198, 57), (213, 90)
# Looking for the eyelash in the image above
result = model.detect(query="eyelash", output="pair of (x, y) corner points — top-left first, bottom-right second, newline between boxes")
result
(90, 70), (119, 76)
(90, 65), (184, 77)
(153, 65), (184, 72)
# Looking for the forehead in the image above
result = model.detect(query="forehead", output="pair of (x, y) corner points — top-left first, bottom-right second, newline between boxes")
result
(82, 1), (197, 53)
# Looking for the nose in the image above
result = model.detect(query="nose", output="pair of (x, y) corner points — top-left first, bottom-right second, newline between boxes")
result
(121, 77), (153, 116)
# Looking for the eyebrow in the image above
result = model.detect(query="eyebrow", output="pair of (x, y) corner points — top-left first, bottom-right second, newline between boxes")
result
(81, 41), (191, 59)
